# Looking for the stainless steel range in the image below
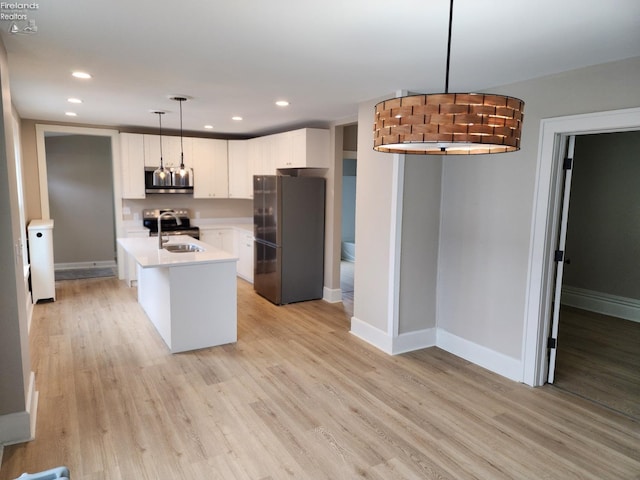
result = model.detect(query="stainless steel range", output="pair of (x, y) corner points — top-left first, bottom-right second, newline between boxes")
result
(142, 208), (200, 239)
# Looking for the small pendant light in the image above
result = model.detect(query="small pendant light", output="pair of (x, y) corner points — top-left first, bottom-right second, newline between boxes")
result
(373, 0), (525, 155)
(152, 111), (171, 186)
(171, 96), (191, 187)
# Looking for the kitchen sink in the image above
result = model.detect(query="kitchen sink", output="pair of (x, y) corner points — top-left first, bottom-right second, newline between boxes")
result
(164, 243), (204, 253)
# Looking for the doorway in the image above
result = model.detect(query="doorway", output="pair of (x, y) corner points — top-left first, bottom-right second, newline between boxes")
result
(523, 107), (640, 388)
(340, 124), (357, 315)
(551, 131), (640, 418)
(35, 124), (125, 278)
(45, 134), (116, 277)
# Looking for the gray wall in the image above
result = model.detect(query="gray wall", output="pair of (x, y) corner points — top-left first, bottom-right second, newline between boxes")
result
(45, 134), (116, 265)
(0, 37), (31, 435)
(354, 56), (640, 366)
(399, 156), (441, 334)
(436, 56), (640, 360)
(563, 131), (640, 300)
(342, 158), (356, 243)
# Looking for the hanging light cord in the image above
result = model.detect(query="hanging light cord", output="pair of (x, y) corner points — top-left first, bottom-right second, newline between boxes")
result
(158, 112), (164, 168)
(444, 0), (454, 94)
(178, 98), (185, 168)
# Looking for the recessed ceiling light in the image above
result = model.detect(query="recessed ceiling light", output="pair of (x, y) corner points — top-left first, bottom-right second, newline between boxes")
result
(67, 98), (82, 104)
(203, 125), (214, 129)
(72, 71), (92, 79)
(65, 112), (77, 116)
(275, 100), (290, 107)
(232, 116), (243, 121)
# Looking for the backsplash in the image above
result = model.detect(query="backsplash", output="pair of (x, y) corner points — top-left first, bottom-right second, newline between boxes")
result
(122, 197), (253, 222)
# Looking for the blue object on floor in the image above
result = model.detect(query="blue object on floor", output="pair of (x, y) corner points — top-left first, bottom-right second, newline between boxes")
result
(15, 466), (69, 480)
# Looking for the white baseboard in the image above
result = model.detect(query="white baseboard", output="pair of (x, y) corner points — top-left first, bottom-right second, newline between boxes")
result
(350, 316), (393, 353)
(55, 260), (117, 271)
(392, 328), (437, 354)
(350, 317), (436, 354)
(436, 329), (523, 382)
(323, 287), (343, 303)
(561, 286), (640, 323)
(351, 317), (522, 382)
(0, 372), (38, 446)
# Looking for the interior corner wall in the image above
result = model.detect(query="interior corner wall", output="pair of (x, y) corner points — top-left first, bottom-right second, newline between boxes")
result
(398, 155), (441, 334)
(436, 56), (640, 371)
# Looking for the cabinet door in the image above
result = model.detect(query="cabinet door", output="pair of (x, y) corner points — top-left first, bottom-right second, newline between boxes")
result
(291, 128), (330, 168)
(228, 140), (253, 199)
(192, 138), (228, 198)
(144, 135), (193, 168)
(201, 229), (234, 254)
(120, 133), (145, 199)
(236, 231), (254, 283)
(275, 131), (295, 169)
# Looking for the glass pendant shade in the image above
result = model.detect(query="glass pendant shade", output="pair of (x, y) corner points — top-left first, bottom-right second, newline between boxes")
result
(171, 95), (191, 186)
(152, 165), (171, 186)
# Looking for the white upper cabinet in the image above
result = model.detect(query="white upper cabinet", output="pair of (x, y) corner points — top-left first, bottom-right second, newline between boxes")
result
(275, 128), (330, 169)
(120, 133), (145, 199)
(228, 140), (253, 199)
(192, 138), (228, 198)
(248, 136), (276, 176)
(144, 134), (193, 169)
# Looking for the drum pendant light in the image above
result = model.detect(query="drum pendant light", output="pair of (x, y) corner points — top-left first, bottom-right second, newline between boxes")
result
(373, 0), (525, 155)
(152, 111), (171, 186)
(171, 96), (191, 186)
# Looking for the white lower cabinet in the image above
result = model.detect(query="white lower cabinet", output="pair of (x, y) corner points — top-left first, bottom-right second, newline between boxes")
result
(200, 228), (235, 254)
(200, 226), (253, 283)
(124, 227), (150, 286)
(236, 231), (254, 283)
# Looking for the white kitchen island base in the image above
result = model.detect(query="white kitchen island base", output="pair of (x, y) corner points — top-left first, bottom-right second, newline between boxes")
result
(118, 236), (238, 354)
(138, 261), (237, 353)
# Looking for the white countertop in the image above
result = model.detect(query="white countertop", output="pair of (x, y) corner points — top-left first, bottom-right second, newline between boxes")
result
(118, 236), (237, 268)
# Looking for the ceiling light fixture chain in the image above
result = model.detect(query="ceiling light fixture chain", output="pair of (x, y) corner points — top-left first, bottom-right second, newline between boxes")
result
(373, 0), (525, 155)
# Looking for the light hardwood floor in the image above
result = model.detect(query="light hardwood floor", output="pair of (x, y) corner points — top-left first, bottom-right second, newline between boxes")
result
(1, 277), (639, 479)
(554, 306), (640, 420)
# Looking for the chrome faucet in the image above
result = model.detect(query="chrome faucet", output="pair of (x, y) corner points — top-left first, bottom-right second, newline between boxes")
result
(158, 211), (182, 249)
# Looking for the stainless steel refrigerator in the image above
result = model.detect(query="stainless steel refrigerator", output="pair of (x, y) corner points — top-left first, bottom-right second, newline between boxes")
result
(254, 175), (325, 305)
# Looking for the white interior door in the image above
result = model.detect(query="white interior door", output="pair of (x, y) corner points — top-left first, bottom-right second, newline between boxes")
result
(547, 135), (576, 383)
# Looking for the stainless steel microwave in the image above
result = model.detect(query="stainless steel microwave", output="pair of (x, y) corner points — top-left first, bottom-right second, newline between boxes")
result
(144, 167), (193, 194)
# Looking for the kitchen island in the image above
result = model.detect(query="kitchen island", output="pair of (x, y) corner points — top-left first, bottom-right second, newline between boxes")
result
(117, 236), (238, 353)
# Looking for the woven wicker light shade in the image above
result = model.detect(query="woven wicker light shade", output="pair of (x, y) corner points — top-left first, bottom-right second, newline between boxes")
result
(373, 0), (525, 155)
(373, 92), (524, 155)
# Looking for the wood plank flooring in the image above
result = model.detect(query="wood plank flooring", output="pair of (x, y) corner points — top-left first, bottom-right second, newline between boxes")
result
(1, 278), (639, 479)
(554, 306), (640, 420)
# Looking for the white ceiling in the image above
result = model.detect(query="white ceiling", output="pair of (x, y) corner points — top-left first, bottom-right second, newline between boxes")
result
(2, 0), (639, 137)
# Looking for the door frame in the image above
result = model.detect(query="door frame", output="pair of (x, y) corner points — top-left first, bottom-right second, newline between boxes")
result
(35, 124), (124, 278)
(523, 107), (640, 387)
